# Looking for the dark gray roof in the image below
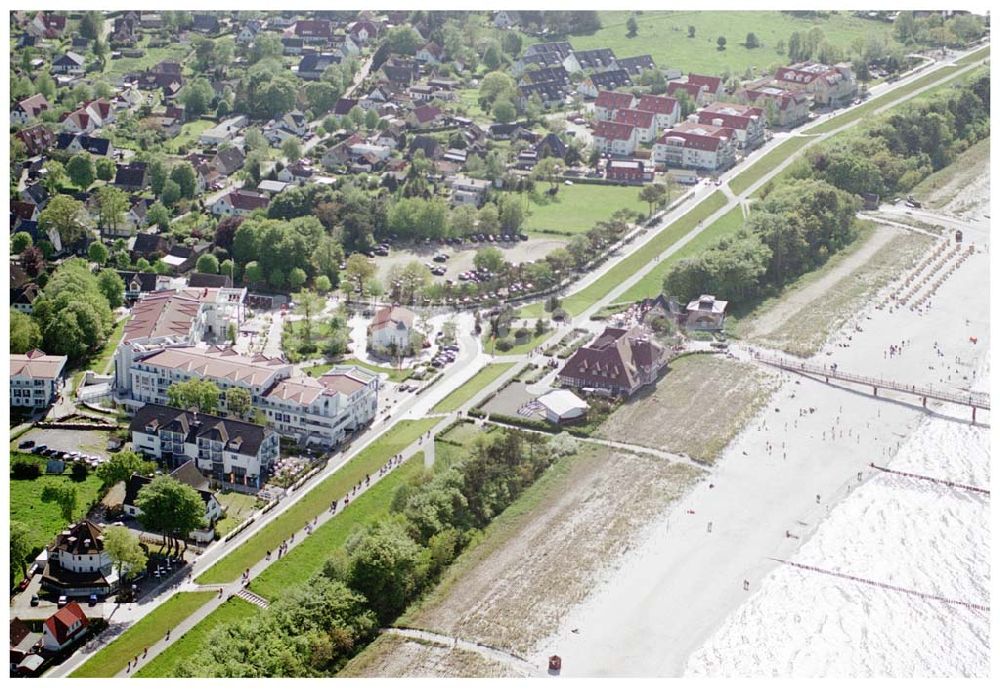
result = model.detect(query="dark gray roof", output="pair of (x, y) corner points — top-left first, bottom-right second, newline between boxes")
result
(129, 404), (271, 459)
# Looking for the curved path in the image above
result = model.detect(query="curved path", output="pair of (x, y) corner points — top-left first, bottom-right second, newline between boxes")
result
(381, 627), (544, 677)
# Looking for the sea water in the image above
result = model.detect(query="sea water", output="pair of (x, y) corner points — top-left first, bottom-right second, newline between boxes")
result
(685, 362), (991, 677)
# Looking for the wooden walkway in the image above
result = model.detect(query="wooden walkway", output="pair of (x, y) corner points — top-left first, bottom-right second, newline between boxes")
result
(753, 352), (989, 418)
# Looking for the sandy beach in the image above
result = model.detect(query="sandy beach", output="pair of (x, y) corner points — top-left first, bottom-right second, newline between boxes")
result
(532, 185), (990, 675)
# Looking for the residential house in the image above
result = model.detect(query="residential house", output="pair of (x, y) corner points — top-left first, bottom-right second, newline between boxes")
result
(592, 120), (638, 156)
(123, 463), (221, 541)
(10, 350), (67, 409)
(52, 52), (85, 75)
(681, 73), (727, 104)
(40, 521), (117, 598)
(11, 618), (41, 669)
(16, 124), (55, 157)
(333, 97), (358, 116)
(407, 105), (443, 129)
(282, 36), (305, 55)
(114, 162), (147, 192)
(135, 60), (184, 97)
(277, 161), (316, 184)
(199, 115), (248, 146)
(518, 80), (565, 109)
(594, 91), (636, 121)
(695, 103), (766, 149)
(409, 134), (444, 160)
(289, 18), (333, 42)
(55, 133), (112, 156)
(348, 19), (380, 44)
(685, 294), (728, 331)
(125, 199), (149, 232)
(492, 10), (521, 29)
(368, 305), (417, 354)
(297, 53), (341, 81)
(191, 13), (220, 34)
(11, 94), (49, 126)
(536, 389), (589, 424)
(160, 242), (212, 275)
(257, 179), (293, 197)
(652, 121), (737, 172)
(567, 48), (617, 73)
(119, 271), (170, 302)
(578, 69), (633, 98)
(606, 159), (653, 184)
(415, 41), (443, 65)
(558, 325), (667, 397)
(768, 62), (859, 106)
(635, 94), (680, 130)
(27, 11), (67, 39)
(261, 365), (379, 448)
(449, 175), (491, 206)
(210, 190), (269, 217)
(537, 132), (568, 159)
(111, 12), (140, 46)
(11, 282), (41, 314)
(211, 147), (246, 177)
(129, 232), (172, 261)
(130, 405), (280, 489)
(236, 20), (261, 45)
(613, 108), (658, 144)
(511, 51), (567, 78)
(382, 60), (419, 88)
(737, 85), (810, 127)
(522, 66), (571, 88)
(41, 603), (89, 653)
(666, 81), (707, 105)
(613, 54), (656, 76)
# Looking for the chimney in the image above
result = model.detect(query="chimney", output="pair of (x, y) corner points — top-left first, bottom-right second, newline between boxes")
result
(712, 118), (724, 127)
(687, 114), (698, 123)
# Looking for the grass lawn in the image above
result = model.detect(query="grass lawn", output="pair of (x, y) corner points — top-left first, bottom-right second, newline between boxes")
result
(556, 190), (728, 316)
(955, 44), (990, 66)
(249, 453), (425, 600)
(215, 491), (263, 538)
(808, 64), (961, 135)
(70, 591), (216, 678)
(163, 120), (215, 154)
(103, 40), (192, 80)
(135, 597), (259, 678)
(729, 136), (816, 195)
(522, 184), (647, 235)
(303, 358), (412, 383)
(481, 324), (553, 356)
(455, 88), (492, 123)
(196, 418), (438, 584)
(619, 205), (746, 302)
(551, 10), (901, 77)
(439, 420), (491, 447)
(431, 363), (516, 414)
(10, 457), (105, 557)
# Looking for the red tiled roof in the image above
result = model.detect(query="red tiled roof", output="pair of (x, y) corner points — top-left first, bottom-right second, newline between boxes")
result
(411, 105), (442, 123)
(228, 190), (269, 211)
(696, 103), (762, 130)
(657, 121), (734, 151)
(635, 95), (677, 116)
(592, 120), (635, 142)
(687, 73), (723, 92)
(666, 82), (704, 100)
(613, 108), (654, 129)
(559, 326), (664, 392)
(17, 94), (49, 117)
(43, 602), (88, 647)
(594, 90), (635, 111)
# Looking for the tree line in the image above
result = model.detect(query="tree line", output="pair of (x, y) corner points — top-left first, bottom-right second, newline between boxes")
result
(175, 428), (576, 677)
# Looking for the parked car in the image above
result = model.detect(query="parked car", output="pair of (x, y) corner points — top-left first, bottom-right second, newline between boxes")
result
(33, 444), (47, 454)
(58, 595), (67, 606)
(18, 440), (35, 449)
(30, 595), (39, 607)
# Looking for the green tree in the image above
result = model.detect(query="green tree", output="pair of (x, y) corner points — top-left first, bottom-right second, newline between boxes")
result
(170, 162), (198, 199)
(384, 25), (423, 54)
(10, 521), (33, 585)
(311, 235), (345, 284)
(95, 185), (129, 236)
(344, 253), (376, 295)
(41, 485), (78, 523)
(347, 520), (426, 625)
(478, 71), (518, 110)
(147, 201), (171, 232)
(88, 242), (109, 266)
(315, 274), (332, 294)
(474, 246), (506, 274)
(626, 15), (639, 38)
(224, 387), (252, 418)
(281, 138), (302, 162)
(492, 98), (516, 123)
(746, 32), (759, 49)
(94, 157), (115, 182)
(244, 261), (264, 287)
(103, 525), (148, 586)
(167, 378), (222, 413)
(292, 289), (325, 347)
(97, 450), (155, 487)
(135, 476), (207, 555)
(717, 36), (727, 50)
(688, 25), (696, 38)
(180, 78), (214, 118)
(10, 311), (42, 354)
(11, 231), (33, 254)
(196, 254), (220, 274)
(66, 154), (96, 189)
(39, 195), (89, 247)
(639, 182), (667, 217)
(161, 179), (182, 207)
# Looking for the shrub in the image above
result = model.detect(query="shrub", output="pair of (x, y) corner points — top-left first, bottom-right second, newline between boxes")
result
(71, 462), (90, 482)
(495, 337), (514, 352)
(12, 459), (41, 480)
(551, 307), (569, 322)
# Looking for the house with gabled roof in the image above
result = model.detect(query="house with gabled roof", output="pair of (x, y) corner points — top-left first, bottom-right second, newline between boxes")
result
(210, 190), (269, 217)
(41, 603), (89, 652)
(635, 94), (680, 130)
(368, 305), (417, 353)
(11, 94), (50, 126)
(407, 105), (443, 129)
(614, 54), (656, 76)
(416, 41), (443, 65)
(298, 53), (341, 80)
(123, 461), (220, 539)
(567, 48), (617, 73)
(16, 124), (55, 157)
(558, 325), (667, 397)
(695, 102), (766, 149)
(613, 108), (658, 144)
(10, 349), (67, 409)
(592, 120), (638, 156)
(52, 51), (85, 75)
(40, 521), (116, 598)
(55, 132), (112, 156)
(737, 85), (810, 127)
(653, 120), (737, 171)
(578, 69), (633, 99)
(594, 91), (636, 120)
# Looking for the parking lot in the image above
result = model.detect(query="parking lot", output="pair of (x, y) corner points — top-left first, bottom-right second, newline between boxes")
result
(13, 428), (114, 462)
